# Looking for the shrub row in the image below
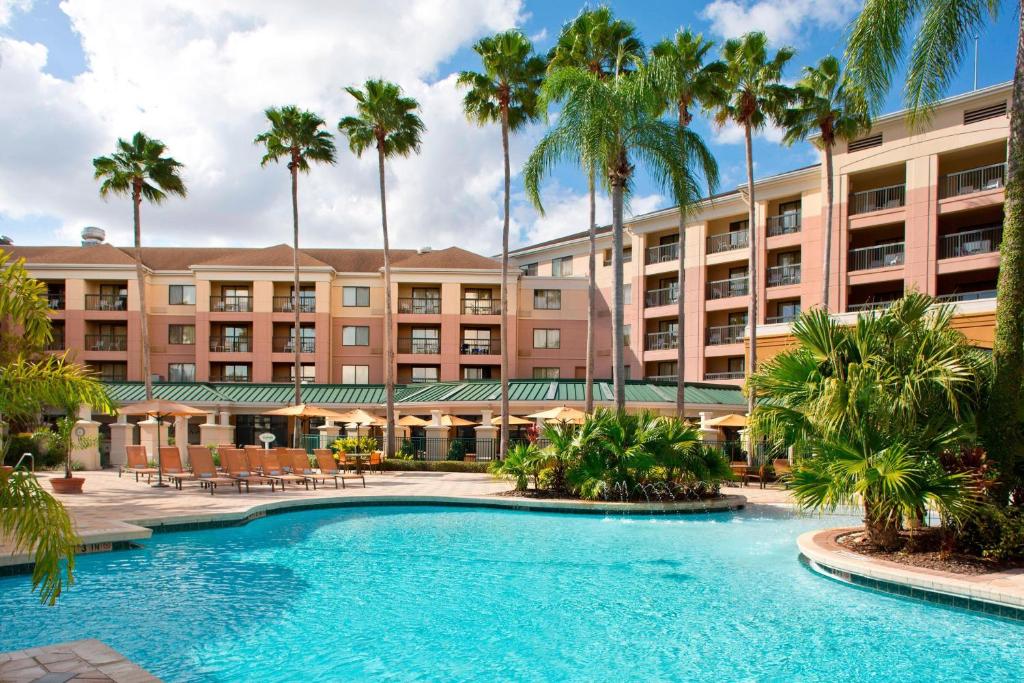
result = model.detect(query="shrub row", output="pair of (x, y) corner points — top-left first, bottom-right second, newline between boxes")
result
(380, 459), (491, 473)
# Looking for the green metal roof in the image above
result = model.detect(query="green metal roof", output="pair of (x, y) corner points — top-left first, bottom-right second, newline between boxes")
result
(103, 379), (744, 408)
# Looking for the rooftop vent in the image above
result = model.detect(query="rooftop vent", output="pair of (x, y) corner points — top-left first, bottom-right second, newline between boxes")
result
(847, 134), (883, 153)
(81, 226), (105, 246)
(417, 246), (432, 254)
(0, 235), (12, 246)
(964, 101), (1007, 125)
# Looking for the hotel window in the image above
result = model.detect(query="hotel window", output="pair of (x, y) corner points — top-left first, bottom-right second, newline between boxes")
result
(463, 288), (493, 314)
(287, 365), (316, 382)
(220, 364), (250, 382)
(411, 366), (439, 383)
(90, 362), (127, 382)
(168, 324), (195, 345)
(623, 365), (632, 380)
(343, 286), (370, 307)
(463, 366), (491, 380)
(533, 367), (560, 379)
(603, 246), (633, 266)
(728, 357), (745, 374)
(168, 363), (195, 382)
(521, 262), (538, 276)
(778, 300), (801, 322)
(551, 256), (573, 277)
(622, 283), (631, 305)
(533, 328), (560, 349)
(342, 326), (369, 346)
(342, 365), (369, 384)
(533, 289), (561, 310)
(623, 324), (631, 347)
(461, 328), (491, 354)
(168, 285), (195, 305)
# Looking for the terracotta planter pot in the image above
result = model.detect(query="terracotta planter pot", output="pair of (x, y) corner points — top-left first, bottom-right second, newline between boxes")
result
(50, 476), (85, 494)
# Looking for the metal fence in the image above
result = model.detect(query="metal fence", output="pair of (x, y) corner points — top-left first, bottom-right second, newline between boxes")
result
(645, 330), (678, 351)
(766, 264), (801, 287)
(397, 297), (441, 314)
(461, 299), (501, 315)
(272, 296), (316, 312)
(646, 242), (680, 264)
(397, 337), (441, 354)
(935, 289), (997, 303)
(707, 230), (748, 254)
(210, 295), (253, 312)
(766, 212), (801, 236)
(84, 294), (127, 311)
(939, 162), (1006, 199)
(849, 183), (905, 215)
(706, 276), (749, 299)
(645, 286), (679, 308)
(848, 242), (904, 271)
(85, 334), (127, 351)
(939, 225), (1002, 259)
(705, 324), (744, 345)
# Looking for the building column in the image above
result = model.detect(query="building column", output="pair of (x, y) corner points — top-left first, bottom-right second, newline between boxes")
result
(70, 404), (102, 470)
(174, 415), (190, 466)
(137, 418), (160, 460)
(474, 408), (498, 460)
(697, 411), (724, 444)
(424, 409), (449, 459)
(108, 414), (135, 467)
(318, 419), (342, 449)
(200, 411), (234, 448)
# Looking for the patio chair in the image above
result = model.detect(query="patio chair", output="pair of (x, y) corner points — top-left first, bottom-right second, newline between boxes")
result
(182, 446), (239, 494)
(367, 451), (384, 474)
(221, 448), (277, 492)
(772, 458), (793, 484)
(315, 449), (364, 489)
(729, 461), (750, 487)
(120, 445), (157, 483)
(261, 449), (313, 490)
(285, 449), (322, 490)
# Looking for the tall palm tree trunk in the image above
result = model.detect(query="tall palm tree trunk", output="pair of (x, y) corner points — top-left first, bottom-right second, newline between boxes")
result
(377, 144), (396, 458)
(610, 156), (626, 413)
(821, 146), (835, 311)
(290, 161), (302, 447)
(744, 124), (758, 416)
(988, 14), (1024, 500)
(585, 170), (596, 415)
(132, 183), (152, 402)
(675, 206), (686, 417)
(499, 106), (511, 459)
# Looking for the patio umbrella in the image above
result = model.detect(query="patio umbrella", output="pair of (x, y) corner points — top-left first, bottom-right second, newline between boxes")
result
(262, 404), (351, 449)
(118, 399), (207, 488)
(397, 415), (430, 427)
(526, 406), (588, 424)
(705, 413), (748, 428)
(490, 415), (532, 426)
(439, 414), (477, 427)
(336, 409), (385, 454)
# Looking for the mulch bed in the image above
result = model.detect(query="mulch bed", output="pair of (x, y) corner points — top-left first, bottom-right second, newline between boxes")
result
(837, 529), (1024, 575)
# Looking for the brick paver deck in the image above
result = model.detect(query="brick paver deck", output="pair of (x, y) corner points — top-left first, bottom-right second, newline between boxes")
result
(0, 639), (159, 682)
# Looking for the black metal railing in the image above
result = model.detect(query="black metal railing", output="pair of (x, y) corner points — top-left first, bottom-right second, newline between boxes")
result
(45, 336), (65, 351)
(393, 436), (499, 462)
(706, 276), (749, 299)
(939, 225), (1002, 259)
(461, 339), (499, 355)
(847, 300), (898, 313)
(848, 242), (904, 271)
(766, 212), (801, 236)
(645, 331), (678, 351)
(939, 162), (1006, 199)
(209, 336), (252, 353)
(85, 334), (127, 351)
(645, 285), (678, 308)
(849, 183), (905, 214)
(706, 324), (744, 346)
(397, 337), (441, 354)
(707, 230), (748, 254)
(461, 299), (500, 315)
(704, 371), (744, 380)
(84, 294), (127, 311)
(272, 296), (316, 313)
(767, 264), (801, 287)
(646, 242), (680, 264)
(209, 371), (251, 383)
(272, 336), (315, 353)
(935, 289), (997, 303)
(398, 297), (441, 314)
(47, 294), (65, 310)
(645, 374), (677, 382)
(210, 295), (253, 312)
(766, 312), (799, 324)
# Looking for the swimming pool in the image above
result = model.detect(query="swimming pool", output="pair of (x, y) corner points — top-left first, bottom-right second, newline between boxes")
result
(1, 505), (1021, 682)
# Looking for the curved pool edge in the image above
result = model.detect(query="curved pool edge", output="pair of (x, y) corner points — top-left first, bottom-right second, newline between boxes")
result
(798, 528), (1024, 621)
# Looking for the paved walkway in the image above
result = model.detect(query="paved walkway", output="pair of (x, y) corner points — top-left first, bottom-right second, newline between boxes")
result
(0, 639), (159, 682)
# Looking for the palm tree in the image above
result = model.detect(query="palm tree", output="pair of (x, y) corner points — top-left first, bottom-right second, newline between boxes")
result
(93, 132), (186, 400)
(457, 30), (546, 460)
(649, 29), (725, 416)
(547, 6), (643, 414)
(338, 80), (425, 458)
(711, 32), (794, 415)
(254, 106), (336, 438)
(782, 56), (871, 312)
(845, 0), (1023, 501)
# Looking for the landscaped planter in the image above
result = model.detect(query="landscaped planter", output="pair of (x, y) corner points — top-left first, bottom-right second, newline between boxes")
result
(51, 476), (85, 494)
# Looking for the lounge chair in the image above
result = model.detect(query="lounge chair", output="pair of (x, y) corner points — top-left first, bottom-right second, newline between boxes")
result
(285, 449), (323, 490)
(221, 448), (278, 492)
(773, 458), (793, 484)
(184, 446), (240, 494)
(260, 450), (313, 490)
(120, 445), (157, 483)
(315, 450), (364, 489)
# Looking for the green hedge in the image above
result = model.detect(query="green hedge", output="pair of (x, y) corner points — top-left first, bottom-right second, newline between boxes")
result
(380, 459), (491, 473)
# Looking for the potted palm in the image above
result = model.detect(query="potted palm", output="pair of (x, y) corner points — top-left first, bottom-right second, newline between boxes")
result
(49, 414), (95, 494)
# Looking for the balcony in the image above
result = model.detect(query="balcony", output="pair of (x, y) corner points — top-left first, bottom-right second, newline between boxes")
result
(209, 336), (252, 353)
(209, 371), (250, 383)
(398, 298), (441, 314)
(646, 242), (680, 264)
(85, 294), (127, 311)
(462, 299), (501, 315)
(939, 225), (1002, 259)
(210, 296), (253, 313)
(766, 312), (799, 324)
(47, 294), (65, 310)
(646, 374), (677, 382)
(44, 336), (65, 351)
(848, 243), (904, 271)
(847, 300), (897, 313)
(707, 276), (749, 300)
(706, 324), (744, 346)
(397, 337), (441, 354)
(272, 336), (315, 353)
(705, 371), (744, 380)
(645, 331), (678, 351)
(707, 230), (748, 254)
(272, 296), (316, 313)
(939, 162), (1006, 199)
(767, 264), (801, 287)
(850, 184), (906, 215)
(936, 289), (997, 303)
(460, 339), (500, 355)
(85, 334), (127, 352)
(767, 212), (801, 237)
(645, 286), (679, 308)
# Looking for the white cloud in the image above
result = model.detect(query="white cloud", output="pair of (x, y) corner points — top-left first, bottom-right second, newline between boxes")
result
(701, 0), (861, 45)
(0, 0), (32, 27)
(711, 119), (786, 145)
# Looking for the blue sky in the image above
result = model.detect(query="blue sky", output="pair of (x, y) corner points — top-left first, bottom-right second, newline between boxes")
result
(0, 1), (1017, 252)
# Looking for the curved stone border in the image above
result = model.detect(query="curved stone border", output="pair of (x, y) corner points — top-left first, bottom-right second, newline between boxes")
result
(799, 528), (1024, 621)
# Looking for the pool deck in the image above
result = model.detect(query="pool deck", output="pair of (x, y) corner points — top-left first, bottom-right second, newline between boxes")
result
(0, 639), (159, 682)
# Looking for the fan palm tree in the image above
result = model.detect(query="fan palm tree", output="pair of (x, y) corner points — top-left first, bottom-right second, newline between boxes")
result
(782, 56), (871, 312)
(547, 6), (643, 414)
(338, 80), (425, 457)
(457, 30), (546, 460)
(845, 0), (1023, 500)
(710, 32), (794, 415)
(649, 29), (725, 416)
(93, 132), (186, 401)
(254, 106), (336, 436)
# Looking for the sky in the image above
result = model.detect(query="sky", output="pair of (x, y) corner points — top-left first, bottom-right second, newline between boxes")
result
(0, 0), (1016, 255)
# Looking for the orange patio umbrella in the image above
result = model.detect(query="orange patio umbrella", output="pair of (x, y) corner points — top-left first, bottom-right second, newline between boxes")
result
(119, 399), (207, 488)
(526, 406), (588, 424)
(491, 415), (533, 426)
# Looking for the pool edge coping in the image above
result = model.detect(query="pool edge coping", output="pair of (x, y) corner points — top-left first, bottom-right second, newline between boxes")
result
(798, 527), (1024, 620)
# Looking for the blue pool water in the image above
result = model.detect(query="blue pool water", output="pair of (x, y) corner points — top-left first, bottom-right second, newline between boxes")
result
(1, 505), (1022, 682)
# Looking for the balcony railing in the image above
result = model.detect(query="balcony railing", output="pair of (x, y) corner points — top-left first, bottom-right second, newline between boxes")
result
(936, 289), (997, 303)
(848, 242), (905, 271)
(646, 242), (680, 264)
(766, 212), (801, 236)
(939, 162), (1007, 199)
(398, 297), (441, 314)
(460, 339), (500, 355)
(461, 299), (500, 315)
(847, 300), (898, 313)
(939, 225), (1002, 259)
(706, 276), (749, 300)
(209, 371), (251, 383)
(45, 337), (65, 351)
(47, 294), (65, 310)
(85, 334), (127, 351)
(84, 294), (127, 311)
(210, 296), (253, 313)
(645, 286), (679, 308)
(645, 374), (677, 382)
(645, 331), (678, 351)
(766, 312), (800, 324)
(272, 336), (315, 353)
(767, 264), (801, 287)
(209, 336), (252, 353)
(706, 324), (744, 346)
(707, 230), (748, 254)
(397, 337), (441, 354)
(272, 296), (316, 313)
(705, 371), (744, 380)
(849, 183), (906, 215)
